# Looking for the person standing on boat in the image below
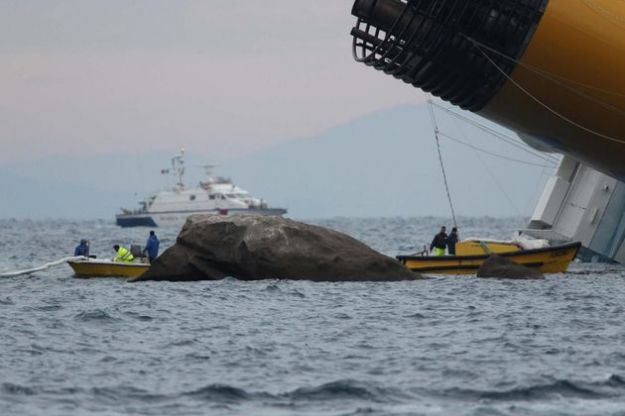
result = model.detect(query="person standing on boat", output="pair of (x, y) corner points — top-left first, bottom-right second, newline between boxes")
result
(113, 245), (134, 263)
(430, 226), (448, 256)
(74, 239), (90, 257)
(143, 230), (160, 263)
(447, 227), (459, 256)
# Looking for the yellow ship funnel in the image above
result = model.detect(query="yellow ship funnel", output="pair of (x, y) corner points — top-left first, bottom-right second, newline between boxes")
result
(350, 0), (625, 179)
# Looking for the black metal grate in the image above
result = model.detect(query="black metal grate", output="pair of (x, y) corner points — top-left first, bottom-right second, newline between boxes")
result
(351, 0), (548, 111)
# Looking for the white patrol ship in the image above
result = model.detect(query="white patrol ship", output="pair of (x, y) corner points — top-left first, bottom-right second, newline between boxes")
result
(116, 149), (287, 228)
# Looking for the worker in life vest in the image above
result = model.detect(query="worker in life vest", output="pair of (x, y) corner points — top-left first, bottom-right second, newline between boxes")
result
(430, 226), (448, 256)
(113, 244), (134, 263)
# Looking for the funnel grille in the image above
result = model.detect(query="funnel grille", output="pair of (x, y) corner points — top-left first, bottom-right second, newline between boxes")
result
(351, 0), (548, 111)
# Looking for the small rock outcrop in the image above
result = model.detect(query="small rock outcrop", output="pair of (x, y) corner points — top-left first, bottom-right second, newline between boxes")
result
(477, 255), (544, 279)
(132, 215), (421, 282)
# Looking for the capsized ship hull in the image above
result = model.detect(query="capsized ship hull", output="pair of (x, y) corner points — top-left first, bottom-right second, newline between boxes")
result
(350, 0), (625, 263)
(523, 156), (625, 263)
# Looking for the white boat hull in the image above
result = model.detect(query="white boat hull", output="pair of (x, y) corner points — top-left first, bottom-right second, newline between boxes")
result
(116, 208), (287, 228)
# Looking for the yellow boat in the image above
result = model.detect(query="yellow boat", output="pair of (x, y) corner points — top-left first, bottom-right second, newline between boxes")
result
(455, 240), (522, 256)
(397, 242), (581, 275)
(67, 259), (149, 278)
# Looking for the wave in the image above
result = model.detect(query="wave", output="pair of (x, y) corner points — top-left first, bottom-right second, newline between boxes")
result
(73, 310), (119, 322)
(28, 304), (63, 312)
(404, 313), (427, 319)
(2, 382), (36, 396)
(0, 297), (14, 305)
(91, 385), (168, 403)
(286, 380), (386, 401)
(441, 375), (625, 401)
(124, 311), (154, 321)
(2, 383), (168, 403)
(184, 384), (255, 403)
(183, 380), (405, 404)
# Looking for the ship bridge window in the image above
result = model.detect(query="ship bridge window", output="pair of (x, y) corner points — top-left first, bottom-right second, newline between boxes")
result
(189, 194), (196, 201)
(209, 194), (216, 200)
(220, 194), (226, 200)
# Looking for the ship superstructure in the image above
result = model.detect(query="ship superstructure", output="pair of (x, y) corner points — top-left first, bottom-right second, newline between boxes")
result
(116, 150), (286, 228)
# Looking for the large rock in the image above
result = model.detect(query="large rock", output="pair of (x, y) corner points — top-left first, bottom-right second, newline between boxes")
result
(477, 255), (543, 279)
(132, 215), (421, 282)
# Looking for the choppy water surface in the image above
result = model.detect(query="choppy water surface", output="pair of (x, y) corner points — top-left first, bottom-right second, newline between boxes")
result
(2, 217), (625, 416)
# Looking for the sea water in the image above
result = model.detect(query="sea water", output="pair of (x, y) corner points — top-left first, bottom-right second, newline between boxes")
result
(1, 217), (625, 416)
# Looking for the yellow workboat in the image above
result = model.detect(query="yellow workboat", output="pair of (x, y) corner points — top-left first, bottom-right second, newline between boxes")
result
(397, 242), (581, 275)
(67, 259), (149, 278)
(455, 239), (523, 256)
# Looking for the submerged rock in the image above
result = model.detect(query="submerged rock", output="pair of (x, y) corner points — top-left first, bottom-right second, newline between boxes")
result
(477, 255), (544, 280)
(132, 215), (421, 282)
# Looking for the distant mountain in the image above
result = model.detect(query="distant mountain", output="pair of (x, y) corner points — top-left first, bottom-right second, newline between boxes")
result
(0, 169), (133, 219)
(1, 103), (556, 220)
(4, 151), (209, 195)
(219, 104), (556, 218)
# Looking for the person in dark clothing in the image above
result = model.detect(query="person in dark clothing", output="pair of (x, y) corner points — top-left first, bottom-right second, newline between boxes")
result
(74, 239), (90, 257)
(447, 227), (459, 256)
(143, 230), (160, 263)
(430, 226), (448, 256)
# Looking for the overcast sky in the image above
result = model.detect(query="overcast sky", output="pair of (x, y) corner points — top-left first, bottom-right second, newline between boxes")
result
(0, 0), (422, 165)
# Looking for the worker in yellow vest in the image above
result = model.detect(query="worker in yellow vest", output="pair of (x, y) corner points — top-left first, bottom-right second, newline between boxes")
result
(430, 226), (448, 256)
(113, 244), (134, 263)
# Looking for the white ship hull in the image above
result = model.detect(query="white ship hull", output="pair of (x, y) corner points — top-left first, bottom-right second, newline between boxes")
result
(116, 208), (287, 229)
(524, 156), (625, 263)
(117, 150), (287, 229)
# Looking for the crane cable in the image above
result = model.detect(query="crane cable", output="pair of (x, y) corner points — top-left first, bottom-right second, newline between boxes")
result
(427, 99), (458, 228)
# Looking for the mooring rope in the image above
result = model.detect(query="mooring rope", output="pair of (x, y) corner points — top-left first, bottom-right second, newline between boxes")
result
(0, 256), (86, 278)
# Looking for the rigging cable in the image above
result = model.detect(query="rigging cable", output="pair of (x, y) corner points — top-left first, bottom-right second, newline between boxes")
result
(447, 114), (525, 218)
(582, 0), (625, 29)
(429, 101), (561, 165)
(465, 36), (625, 112)
(437, 131), (557, 168)
(466, 37), (625, 146)
(465, 36), (625, 98)
(427, 99), (458, 228)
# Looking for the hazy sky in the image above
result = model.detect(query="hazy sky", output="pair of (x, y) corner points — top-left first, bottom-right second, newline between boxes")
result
(0, 0), (422, 165)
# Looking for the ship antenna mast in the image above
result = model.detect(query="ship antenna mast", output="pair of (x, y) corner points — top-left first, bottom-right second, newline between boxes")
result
(171, 148), (186, 189)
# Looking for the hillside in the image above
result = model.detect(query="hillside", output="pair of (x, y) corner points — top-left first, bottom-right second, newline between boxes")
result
(1, 103), (556, 219)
